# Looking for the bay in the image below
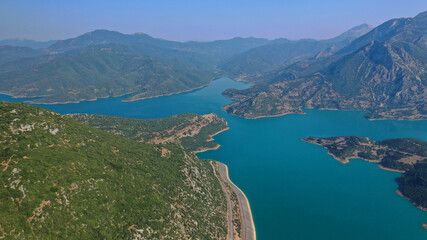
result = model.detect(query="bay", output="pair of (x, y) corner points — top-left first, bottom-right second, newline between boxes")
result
(1, 77), (426, 239)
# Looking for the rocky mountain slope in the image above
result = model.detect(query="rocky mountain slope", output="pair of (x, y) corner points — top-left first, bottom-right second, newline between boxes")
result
(219, 24), (373, 82)
(0, 30), (268, 104)
(223, 11), (427, 120)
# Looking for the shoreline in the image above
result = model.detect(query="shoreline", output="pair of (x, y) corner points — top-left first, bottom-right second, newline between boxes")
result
(2, 76), (220, 105)
(194, 127), (231, 154)
(396, 189), (427, 230)
(216, 161), (256, 240)
(122, 76), (222, 102)
(23, 92), (135, 105)
(210, 161), (234, 240)
(396, 190), (427, 213)
(222, 104), (426, 121)
(378, 164), (405, 173)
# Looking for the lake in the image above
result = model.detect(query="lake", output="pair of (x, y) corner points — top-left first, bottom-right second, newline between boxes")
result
(2, 77), (427, 239)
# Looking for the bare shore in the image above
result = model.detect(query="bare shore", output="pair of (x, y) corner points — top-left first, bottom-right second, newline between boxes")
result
(215, 161), (256, 240)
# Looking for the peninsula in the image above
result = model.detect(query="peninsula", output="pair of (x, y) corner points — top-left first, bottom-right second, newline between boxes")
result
(67, 112), (229, 153)
(303, 136), (427, 214)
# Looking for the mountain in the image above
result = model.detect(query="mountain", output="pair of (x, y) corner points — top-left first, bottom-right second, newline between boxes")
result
(223, 11), (427, 120)
(0, 101), (228, 239)
(0, 45), (44, 65)
(48, 29), (269, 63)
(219, 24), (373, 82)
(0, 38), (56, 49)
(0, 43), (215, 104)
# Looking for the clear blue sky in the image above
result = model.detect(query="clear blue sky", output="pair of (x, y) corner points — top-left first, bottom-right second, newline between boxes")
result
(1, 0), (426, 41)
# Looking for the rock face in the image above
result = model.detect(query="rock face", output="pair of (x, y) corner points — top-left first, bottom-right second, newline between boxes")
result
(223, 11), (427, 120)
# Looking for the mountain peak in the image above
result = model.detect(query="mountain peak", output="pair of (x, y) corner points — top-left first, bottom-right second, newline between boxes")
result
(330, 23), (373, 43)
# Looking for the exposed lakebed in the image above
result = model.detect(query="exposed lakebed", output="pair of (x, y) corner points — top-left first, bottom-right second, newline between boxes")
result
(2, 77), (426, 239)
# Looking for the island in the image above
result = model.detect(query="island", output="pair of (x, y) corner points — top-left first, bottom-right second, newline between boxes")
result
(303, 136), (427, 225)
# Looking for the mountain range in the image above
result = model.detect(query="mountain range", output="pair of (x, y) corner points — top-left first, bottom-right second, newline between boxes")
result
(0, 30), (268, 104)
(219, 24), (373, 82)
(0, 24), (369, 105)
(0, 11), (425, 119)
(223, 11), (427, 120)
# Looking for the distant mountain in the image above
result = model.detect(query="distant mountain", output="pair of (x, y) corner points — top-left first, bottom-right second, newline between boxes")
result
(0, 101), (228, 239)
(223, 11), (426, 120)
(0, 45), (44, 65)
(0, 38), (56, 49)
(0, 30), (270, 104)
(303, 136), (427, 210)
(219, 24), (373, 82)
(68, 112), (229, 152)
(0, 43), (215, 104)
(48, 29), (269, 63)
(48, 30), (174, 52)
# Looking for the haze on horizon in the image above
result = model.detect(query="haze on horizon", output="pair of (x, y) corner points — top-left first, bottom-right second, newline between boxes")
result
(1, 0), (426, 42)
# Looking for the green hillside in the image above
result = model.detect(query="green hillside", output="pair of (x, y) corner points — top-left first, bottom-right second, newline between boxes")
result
(0, 43), (215, 104)
(67, 113), (229, 152)
(0, 102), (227, 239)
(48, 29), (269, 64)
(0, 29), (272, 105)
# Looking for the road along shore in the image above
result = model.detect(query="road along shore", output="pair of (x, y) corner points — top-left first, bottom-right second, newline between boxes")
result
(212, 161), (256, 240)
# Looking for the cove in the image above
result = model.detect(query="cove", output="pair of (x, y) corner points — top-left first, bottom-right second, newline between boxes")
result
(1, 77), (426, 239)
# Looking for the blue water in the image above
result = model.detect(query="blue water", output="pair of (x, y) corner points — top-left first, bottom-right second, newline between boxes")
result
(2, 77), (427, 239)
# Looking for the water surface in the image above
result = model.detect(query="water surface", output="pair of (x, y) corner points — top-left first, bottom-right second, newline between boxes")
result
(2, 77), (427, 239)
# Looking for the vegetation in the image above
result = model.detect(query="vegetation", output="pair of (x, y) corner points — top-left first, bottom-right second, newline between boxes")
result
(0, 43), (215, 104)
(303, 136), (427, 209)
(0, 45), (43, 65)
(0, 30), (270, 104)
(219, 24), (372, 83)
(0, 102), (228, 239)
(397, 161), (427, 210)
(223, 11), (427, 120)
(67, 112), (229, 152)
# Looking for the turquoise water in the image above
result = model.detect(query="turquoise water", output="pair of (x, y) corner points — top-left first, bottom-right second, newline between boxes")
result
(2, 77), (427, 239)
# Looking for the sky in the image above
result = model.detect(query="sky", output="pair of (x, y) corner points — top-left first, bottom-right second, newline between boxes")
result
(1, 0), (426, 42)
